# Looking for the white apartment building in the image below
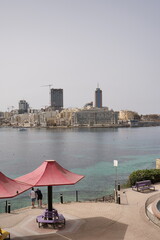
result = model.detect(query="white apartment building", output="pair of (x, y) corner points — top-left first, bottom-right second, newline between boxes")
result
(72, 108), (119, 126)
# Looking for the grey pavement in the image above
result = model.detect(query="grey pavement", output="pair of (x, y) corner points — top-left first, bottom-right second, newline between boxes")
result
(1, 184), (160, 240)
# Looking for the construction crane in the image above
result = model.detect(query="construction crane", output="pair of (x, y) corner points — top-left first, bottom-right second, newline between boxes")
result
(41, 84), (53, 106)
(41, 84), (53, 90)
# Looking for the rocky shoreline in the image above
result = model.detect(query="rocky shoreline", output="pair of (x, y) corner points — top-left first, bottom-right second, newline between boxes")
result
(1, 121), (160, 129)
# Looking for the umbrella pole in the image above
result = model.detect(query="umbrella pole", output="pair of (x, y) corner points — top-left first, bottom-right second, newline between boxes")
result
(48, 186), (53, 211)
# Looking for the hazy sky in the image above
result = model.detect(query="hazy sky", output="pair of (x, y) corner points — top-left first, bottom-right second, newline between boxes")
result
(0, 0), (160, 114)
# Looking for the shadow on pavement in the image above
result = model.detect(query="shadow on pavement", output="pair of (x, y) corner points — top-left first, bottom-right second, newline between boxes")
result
(12, 216), (128, 240)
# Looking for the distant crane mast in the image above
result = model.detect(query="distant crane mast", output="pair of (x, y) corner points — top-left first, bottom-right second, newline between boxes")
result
(41, 84), (53, 107)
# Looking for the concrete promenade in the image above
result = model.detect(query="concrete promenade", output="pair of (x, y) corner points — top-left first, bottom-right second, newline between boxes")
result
(1, 185), (160, 240)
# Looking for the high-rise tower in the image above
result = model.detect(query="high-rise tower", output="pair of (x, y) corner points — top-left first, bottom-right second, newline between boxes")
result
(51, 88), (63, 111)
(18, 100), (29, 114)
(95, 87), (102, 108)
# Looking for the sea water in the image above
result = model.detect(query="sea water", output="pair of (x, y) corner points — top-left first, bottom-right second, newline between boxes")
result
(0, 126), (160, 208)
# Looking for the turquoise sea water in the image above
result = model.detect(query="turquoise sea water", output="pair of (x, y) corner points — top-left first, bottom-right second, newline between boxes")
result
(0, 126), (160, 203)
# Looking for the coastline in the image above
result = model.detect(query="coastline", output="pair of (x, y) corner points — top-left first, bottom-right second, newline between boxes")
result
(1, 121), (160, 129)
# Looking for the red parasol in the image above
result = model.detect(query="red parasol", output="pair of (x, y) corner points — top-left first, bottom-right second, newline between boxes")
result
(16, 160), (84, 210)
(0, 172), (32, 199)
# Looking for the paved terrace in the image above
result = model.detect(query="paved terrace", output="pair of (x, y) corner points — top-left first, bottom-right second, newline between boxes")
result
(1, 184), (160, 240)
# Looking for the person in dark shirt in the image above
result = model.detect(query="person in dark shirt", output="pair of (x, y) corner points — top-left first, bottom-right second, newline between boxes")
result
(35, 188), (43, 208)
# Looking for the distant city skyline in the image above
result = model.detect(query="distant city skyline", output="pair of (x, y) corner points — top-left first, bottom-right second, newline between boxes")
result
(0, 0), (160, 114)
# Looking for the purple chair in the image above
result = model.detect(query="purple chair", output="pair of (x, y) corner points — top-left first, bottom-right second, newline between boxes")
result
(36, 209), (65, 228)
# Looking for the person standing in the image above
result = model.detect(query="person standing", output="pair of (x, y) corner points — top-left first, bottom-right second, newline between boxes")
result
(30, 187), (36, 208)
(35, 188), (43, 208)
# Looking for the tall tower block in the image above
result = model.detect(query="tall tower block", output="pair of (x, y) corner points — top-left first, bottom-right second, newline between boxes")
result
(51, 88), (63, 111)
(95, 87), (102, 108)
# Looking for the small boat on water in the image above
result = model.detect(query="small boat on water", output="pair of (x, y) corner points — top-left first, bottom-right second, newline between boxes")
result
(18, 128), (27, 131)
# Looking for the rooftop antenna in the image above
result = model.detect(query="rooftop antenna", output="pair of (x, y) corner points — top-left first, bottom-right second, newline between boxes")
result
(97, 83), (99, 88)
(41, 84), (53, 106)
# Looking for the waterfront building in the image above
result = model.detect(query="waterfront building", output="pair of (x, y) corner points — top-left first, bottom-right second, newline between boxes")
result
(72, 107), (119, 126)
(95, 87), (102, 108)
(19, 100), (29, 114)
(3, 111), (11, 119)
(141, 114), (160, 122)
(0, 112), (4, 118)
(119, 110), (140, 122)
(11, 109), (57, 127)
(51, 108), (79, 126)
(51, 88), (63, 111)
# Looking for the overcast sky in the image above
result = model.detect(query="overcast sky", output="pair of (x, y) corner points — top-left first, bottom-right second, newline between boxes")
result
(0, 0), (160, 114)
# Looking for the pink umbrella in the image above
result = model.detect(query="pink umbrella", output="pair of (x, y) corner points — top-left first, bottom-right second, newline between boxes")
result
(16, 160), (84, 210)
(0, 172), (32, 199)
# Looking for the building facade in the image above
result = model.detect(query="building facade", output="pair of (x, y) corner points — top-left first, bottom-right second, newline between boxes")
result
(19, 100), (29, 114)
(51, 88), (63, 111)
(95, 87), (102, 108)
(11, 109), (57, 127)
(119, 110), (140, 121)
(72, 108), (119, 126)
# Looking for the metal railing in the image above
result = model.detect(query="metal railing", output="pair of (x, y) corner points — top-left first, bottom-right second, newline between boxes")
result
(0, 189), (115, 213)
(0, 178), (128, 214)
